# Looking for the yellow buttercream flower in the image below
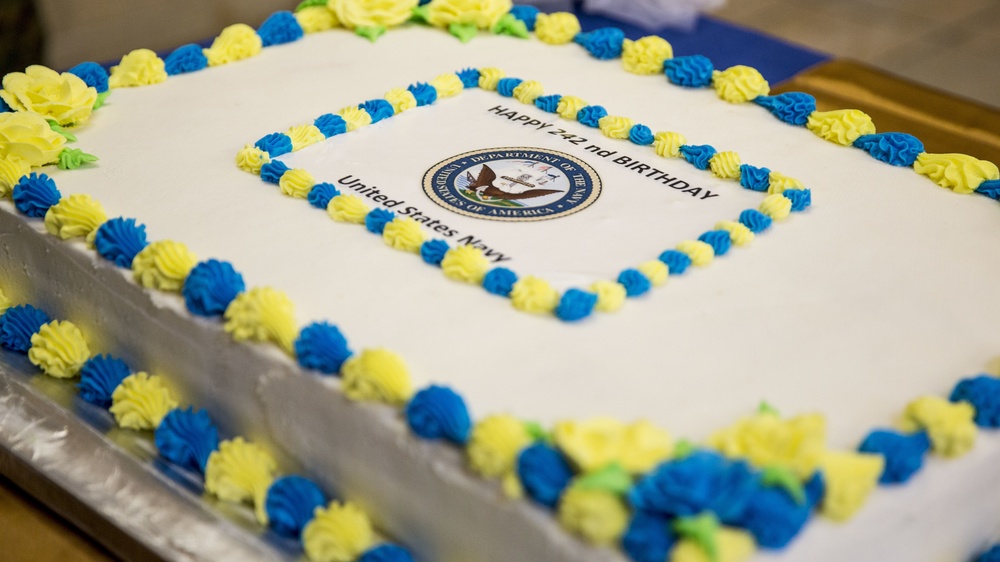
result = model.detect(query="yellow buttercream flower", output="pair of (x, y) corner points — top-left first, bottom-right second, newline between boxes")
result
(296, 6), (339, 33)
(28, 320), (90, 379)
(806, 109), (876, 146)
(441, 245), (490, 284)
(818, 451), (884, 522)
(327, 0), (417, 29)
(302, 501), (375, 562)
(327, 194), (369, 224)
(0, 112), (67, 167)
(767, 171), (804, 194)
(709, 411), (826, 479)
(427, 0), (513, 30)
(205, 438), (277, 524)
(1, 65), (97, 126)
(0, 155), (30, 196)
(622, 36), (673, 75)
(760, 193), (793, 221)
(236, 144), (270, 175)
(589, 280), (627, 313)
(340, 348), (414, 406)
(900, 396), (977, 458)
(109, 372), (177, 430)
(287, 124), (326, 151)
(712, 65), (769, 103)
(431, 73), (464, 98)
(223, 287), (297, 354)
(108, 49), (167, 88)
(44, 193), (107, 240)
(653, 131), (686, 158)
(914, 152), (999, 195)
(467, 414), (532, 492)
(384, 88), (417, 114)
(598, 116), (635, 140)
(426, 0), (513, 29)
(676, 240), (714, 266)
(204, 24), (263, 67)
(554, 417), (672, 474)
(478, 67), (506, 90)
(557, 487), (629, 546)
(131, 240), (198, 293)
(637, 260), (668, 287)
(535, 12), (581, 45)
(279, 168), (316, 199)
(0, 288), (10, 316)
(556, 95), (587, 120)
(710, 151), (741, 180)
(670, 527), (756, 562)
(382, 217), (424, 252)
(715, 220), (754, 247)
(510, 276), (559, 314)
(338, 105), (373, 132)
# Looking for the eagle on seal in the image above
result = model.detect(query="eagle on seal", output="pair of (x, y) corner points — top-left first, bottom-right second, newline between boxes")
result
(465, 164), (562, 200)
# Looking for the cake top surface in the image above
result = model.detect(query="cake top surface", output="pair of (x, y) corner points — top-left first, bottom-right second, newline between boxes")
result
(34, 25), (998, 446)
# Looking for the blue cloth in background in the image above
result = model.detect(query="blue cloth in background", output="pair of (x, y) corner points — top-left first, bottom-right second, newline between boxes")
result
(575, 13), (829, 84)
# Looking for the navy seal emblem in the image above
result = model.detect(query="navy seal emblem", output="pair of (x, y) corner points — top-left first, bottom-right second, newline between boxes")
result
(423, 147), (602, 222)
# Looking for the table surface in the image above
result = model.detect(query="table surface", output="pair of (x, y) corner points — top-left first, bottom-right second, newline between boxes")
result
(3, 11), (999, 562)
(0, 475), (115, 562)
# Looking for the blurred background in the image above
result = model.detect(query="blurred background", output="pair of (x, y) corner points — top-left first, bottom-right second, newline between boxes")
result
(0, 0), (997, 105)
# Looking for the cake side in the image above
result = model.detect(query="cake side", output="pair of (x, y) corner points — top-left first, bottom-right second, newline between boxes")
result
(0, 352), (284, 562)
(0, 205), (624, 562)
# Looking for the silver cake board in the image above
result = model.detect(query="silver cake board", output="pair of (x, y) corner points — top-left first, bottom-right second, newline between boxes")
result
(0, 350), (293, 562)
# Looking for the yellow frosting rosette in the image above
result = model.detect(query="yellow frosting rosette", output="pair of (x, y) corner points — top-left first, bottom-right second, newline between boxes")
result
(0, 155), (31, 196)
(0, 112), (67, 168)
(109, 49), (168, 88)
(327, 0), (417, 29)
(535, 12), (581, 45)
(557, 486), (629, 546)
(204, 24), (263, 67)
(302, 501), (375, 562)
(1, 65), (97, 127)
(622, 36), (673, 75)
(426, 0), (513, 30)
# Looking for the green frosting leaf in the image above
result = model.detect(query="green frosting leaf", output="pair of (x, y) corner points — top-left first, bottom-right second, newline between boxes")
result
(355, 25), (386, 42)
(761, 465), (806, 505)
(295, 0), (328, 11)
(47, 120), (78, 142)
(674, 512), (721, 562)
(758, 401), (781, 417)
(572, 462), (632, 495)
(448, 22), (478, 43)
(410, 5), (431, 24)
(93, 91), (111, 111)
(492, 14), (529, 38)
(673, 439), (696, 459)
(57, 148), (99, 170)
(522, 420), (551, 443)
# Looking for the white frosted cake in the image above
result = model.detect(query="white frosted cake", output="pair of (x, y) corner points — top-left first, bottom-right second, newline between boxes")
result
(1, 2), (1000, 562)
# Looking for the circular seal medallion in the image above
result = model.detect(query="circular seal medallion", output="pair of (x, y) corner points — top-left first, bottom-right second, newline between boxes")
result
(422, 147), (602, 222)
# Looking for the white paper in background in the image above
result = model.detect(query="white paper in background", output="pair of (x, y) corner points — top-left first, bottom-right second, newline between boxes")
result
(520, 0), (727, 30)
